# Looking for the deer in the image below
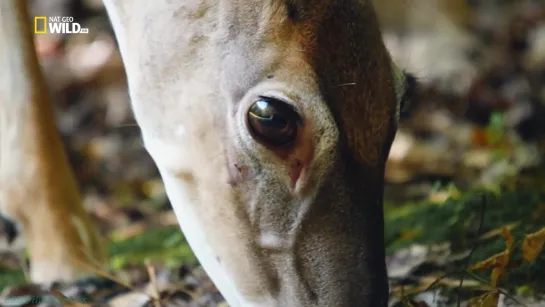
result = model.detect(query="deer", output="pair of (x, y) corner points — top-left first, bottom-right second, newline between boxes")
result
(1, 0), (427, 306)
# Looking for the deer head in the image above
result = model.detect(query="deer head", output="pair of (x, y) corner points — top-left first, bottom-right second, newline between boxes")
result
(102, 0), (412, 306)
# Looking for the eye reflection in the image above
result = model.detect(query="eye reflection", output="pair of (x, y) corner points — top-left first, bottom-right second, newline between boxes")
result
(247, 97), (300, 146)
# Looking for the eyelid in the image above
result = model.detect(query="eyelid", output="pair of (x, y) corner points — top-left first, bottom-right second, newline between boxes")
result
(255, 96), (304, 124)
(244, 80), (310, 125)
(253, 80), (303, 109)
(258, 92), (299, 110)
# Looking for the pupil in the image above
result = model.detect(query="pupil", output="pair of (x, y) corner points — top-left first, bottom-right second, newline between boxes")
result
(247, 97), (300, 146)
(251, 100), (289, 130)
(260, 115), (288, 130)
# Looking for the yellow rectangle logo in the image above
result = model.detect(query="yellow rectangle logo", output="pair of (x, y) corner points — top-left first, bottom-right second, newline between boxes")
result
(34, 16), (47, 34)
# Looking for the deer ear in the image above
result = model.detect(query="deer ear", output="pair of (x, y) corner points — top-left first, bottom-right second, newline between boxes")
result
(391, 63), (418, 122)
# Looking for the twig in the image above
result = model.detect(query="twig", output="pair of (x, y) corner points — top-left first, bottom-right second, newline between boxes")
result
(456, 194), (487, 307)
(71, 248), (198, 305)
(50, 288), (90, 307)
(423, 272), (447, 292)
(145, 260), (162, 307)
(69, 254), (141, 295)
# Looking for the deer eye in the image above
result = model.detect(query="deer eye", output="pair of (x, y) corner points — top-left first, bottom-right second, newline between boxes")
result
(247, 97), (300, 146)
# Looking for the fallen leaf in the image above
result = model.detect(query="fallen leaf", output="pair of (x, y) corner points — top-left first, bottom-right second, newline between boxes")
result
(468, 290), (500, 307)
(471, 227), (515, 286)
(522, 227), (545, 262)
(502, 227), (515, 251)
(471, 251), (510, 272)
(479, 223), (519, 241)
(490, 267), (505, 287)
(471, 128), (489, 147)
(398, 228), (421, 242)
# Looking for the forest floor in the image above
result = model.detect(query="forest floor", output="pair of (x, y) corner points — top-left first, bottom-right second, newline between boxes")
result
(1, 1), (545, 306)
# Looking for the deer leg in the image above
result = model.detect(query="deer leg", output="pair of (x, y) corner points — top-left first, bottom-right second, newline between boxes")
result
(0, 0), (105, 284)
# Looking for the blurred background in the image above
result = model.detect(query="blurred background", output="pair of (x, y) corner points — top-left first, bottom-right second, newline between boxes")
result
(1, 0), (545, 306)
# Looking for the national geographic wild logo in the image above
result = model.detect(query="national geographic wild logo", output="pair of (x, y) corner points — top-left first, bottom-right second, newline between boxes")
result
(34, 16), (89, 34)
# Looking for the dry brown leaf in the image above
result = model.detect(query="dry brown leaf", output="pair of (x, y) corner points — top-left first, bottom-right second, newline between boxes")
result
(398, 228), (421, 242)
(479, 223), (519, 241)
(471, 251), (509, 271)
(481, 291), (500, 307)
(502, 227), (515, 251)
(468, 291), (499, 307)
(419, 275), (480, 288)
(471, 128), (489, 147)
(490, 267), (505, 287)
(522, 227), (545, 262)
(471, 227), (514, 286)
(472, 227), (513, 270)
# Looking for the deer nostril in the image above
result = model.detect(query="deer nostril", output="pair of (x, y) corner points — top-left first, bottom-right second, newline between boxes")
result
(247, 97), (301, 147)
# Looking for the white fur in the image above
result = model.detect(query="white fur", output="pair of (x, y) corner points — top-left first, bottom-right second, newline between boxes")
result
(102, 2), (273, 306)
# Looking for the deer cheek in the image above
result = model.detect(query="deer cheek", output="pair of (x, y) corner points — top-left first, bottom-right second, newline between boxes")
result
(225, 146), (250, 187)
(227, 119), (314, 190)
(227, 161), (250, 186)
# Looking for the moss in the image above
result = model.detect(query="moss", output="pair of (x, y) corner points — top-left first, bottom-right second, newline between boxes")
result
(385, 185), (545, 293)
(0, 226), (196, 292)
(0, 267), (26, 290)
(107, 225), (196, 270)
